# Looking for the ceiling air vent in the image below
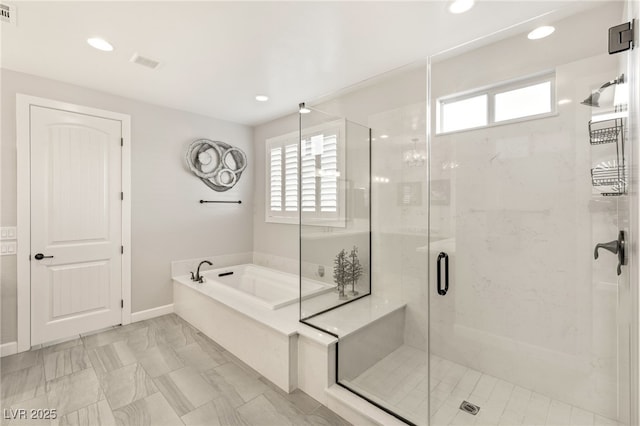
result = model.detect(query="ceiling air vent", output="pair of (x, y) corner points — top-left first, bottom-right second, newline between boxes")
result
(130, 53), (161, 70)
(0, 3), (16, 25)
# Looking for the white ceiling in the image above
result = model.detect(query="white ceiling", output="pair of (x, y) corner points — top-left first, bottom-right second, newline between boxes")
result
(1, 1), (609, 126)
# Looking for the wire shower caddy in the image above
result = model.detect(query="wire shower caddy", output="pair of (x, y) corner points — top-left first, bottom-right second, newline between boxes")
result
(589, 118), (626, 196)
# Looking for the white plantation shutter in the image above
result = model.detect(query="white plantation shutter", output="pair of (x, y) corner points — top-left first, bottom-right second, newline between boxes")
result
(320, 134), (338, 212)
(301, 138), (316, 212)
(266, 119), (345, 226)
(269, 147), (282, 212)
(284, 144), (298, 212)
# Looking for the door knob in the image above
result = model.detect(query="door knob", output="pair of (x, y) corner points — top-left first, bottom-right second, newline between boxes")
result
(594, 231), (625, 276)
(34, 253), (54, 260)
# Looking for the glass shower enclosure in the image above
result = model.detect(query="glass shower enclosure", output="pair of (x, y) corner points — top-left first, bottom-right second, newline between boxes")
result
(429, 3), (634, 426)
(298, 107), (372, 328)
(296, 2), (637, 425)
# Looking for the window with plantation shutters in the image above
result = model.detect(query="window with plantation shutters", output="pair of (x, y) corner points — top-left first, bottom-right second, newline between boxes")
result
(265, 119), (345, 226)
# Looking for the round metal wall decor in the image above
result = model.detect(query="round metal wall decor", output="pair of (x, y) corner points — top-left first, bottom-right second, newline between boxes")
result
(186, 139), (247, 192)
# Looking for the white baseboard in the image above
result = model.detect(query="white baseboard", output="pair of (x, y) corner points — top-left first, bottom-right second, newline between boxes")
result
(1, 341), (18, 357)
(131, 304), (174, 323)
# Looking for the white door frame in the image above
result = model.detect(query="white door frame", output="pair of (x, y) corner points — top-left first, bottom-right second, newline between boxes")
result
(16, 94), (132, 352)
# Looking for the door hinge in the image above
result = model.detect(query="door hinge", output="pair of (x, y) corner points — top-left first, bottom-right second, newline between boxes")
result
(121, 192), (124, 201)
(121, 245), (124, 254)
(121, 137), (123, 147)
(121, 299), (124, 309)
(609, 20), (634, 54)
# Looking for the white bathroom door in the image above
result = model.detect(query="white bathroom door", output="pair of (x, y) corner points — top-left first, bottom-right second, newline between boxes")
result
(30, 105), (123, 345)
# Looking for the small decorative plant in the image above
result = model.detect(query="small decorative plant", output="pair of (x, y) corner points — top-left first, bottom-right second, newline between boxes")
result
(333, 246), (364, 300)
(346, 246), (363, 296)
(333, 249), (348, 300)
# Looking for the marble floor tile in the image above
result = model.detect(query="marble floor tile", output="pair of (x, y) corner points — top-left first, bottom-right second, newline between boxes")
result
(137, 344), (184, 378)
(220, 352), (261, 379)
(1, 364), (47, 406)
(2, 394), (51, 426)
(1, 350), (43, 376)
(209, 397), (250, 426)
(88, 341), (137, 377)
(45, 368), (103, 417)
(99, 363), (157, 410)
(192, 334), (229, 366)
(212, 363), (268, 402)
(193, 332), (225, 353)
(259, 377), (321, 415)
(201, 369), (246, 409)
(125, 326), (161, 354)
(113, 392), (183, 426)
(113, 321), (149, 334)
(146, 315), (184, 331)
(1, 314), (349, 426)
(41, 338), (83, 356)
(181, 400), (222, 426)
(57, 399), (116, 426)
(43, 346), (91, 381)
(305, 404), (353, 426)
(157, 324), (198, 349)
(81, 328), (127, 350)
(237, 394), (293, 426)
(261, 388), (307, 418)
(154, 366), (216, 416)
(175, 343), (219, 372)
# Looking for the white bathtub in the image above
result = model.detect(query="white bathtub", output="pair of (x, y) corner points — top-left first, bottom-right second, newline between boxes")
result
(174, 263), (333, 310)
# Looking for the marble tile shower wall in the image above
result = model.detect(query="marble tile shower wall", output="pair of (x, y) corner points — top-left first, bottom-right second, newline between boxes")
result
(429, 51), (623, 419)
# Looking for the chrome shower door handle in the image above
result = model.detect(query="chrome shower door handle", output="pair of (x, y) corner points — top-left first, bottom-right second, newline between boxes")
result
(437, 252), (449, 295)
(594, 230), (626, 276)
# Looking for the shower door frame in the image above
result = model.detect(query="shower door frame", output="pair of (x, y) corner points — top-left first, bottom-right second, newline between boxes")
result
(627, 5), (640, 426)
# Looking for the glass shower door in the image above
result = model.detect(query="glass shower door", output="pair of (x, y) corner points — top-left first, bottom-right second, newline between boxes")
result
(428, 4), (633, 426)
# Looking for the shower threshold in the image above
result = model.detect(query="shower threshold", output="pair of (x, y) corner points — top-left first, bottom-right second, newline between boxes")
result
(340, 346), (625, 426)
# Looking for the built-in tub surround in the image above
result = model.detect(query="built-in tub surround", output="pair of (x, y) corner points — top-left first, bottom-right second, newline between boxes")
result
(173, 264), (335, 397)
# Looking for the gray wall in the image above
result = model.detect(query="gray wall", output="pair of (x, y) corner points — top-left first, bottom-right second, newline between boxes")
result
(253, 114), (300, 260)
(1, 69), (253, 344)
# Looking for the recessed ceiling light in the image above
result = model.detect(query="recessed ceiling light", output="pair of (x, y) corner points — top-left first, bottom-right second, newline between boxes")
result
(527, 26), (555, 40)
(448, 0), (475, 14)
(380, 134), (389, 139)
(558, 99), (572, 105)
(255, 95), (269, 102)
(87, 37), (114, 52)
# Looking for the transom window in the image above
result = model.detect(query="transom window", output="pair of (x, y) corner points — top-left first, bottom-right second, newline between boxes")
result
(265, 119), (345, 226)
(437, 72), (555, 134)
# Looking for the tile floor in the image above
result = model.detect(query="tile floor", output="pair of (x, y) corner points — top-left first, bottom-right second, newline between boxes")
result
(344, 345), (626, 426)
(0, 314), (350, 426)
